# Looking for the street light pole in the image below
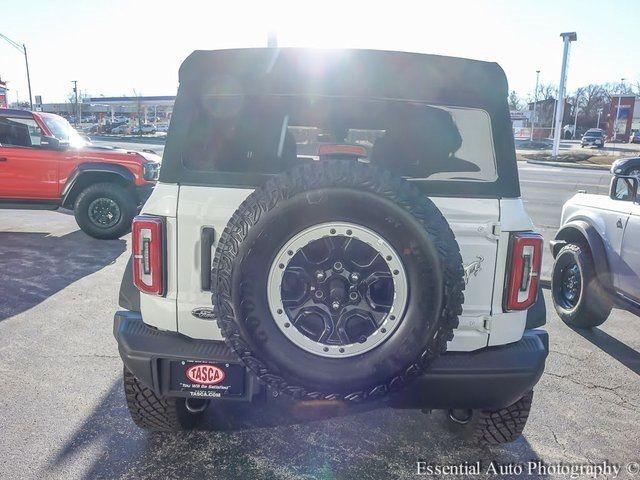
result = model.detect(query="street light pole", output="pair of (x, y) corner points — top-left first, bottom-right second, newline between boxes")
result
(552, 32), (577, 157)
(23, 44), (33, 110)
(530, 70), (540, 141)
(613, 78), (625, 143)
(597, 108), (602, 129)
(0, 33), (34, 110)
(72, 80), (78, 126)
(572, 92), (579, 139)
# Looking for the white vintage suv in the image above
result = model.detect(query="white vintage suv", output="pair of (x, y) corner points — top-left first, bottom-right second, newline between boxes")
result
(114, 48), (548, 444)
(550, 157), (640, 327)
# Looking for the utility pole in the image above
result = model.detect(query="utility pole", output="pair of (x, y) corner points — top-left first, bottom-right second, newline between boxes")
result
(552, 32), (577, 157)
(0, 33), (34, 109)
(613, 78), (625, 142)
(597, 108), (602, 129)
(572, 91), (580, 139)
(530, 70), (540, 141)
(72, 80), (78, 126)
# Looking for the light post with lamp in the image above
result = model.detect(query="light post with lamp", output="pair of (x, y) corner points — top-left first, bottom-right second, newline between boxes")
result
(530, 70), (540, 141)
(0, 32), (33, 110)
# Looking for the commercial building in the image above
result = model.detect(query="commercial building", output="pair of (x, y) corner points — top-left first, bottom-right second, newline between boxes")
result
(606, 95), (638, 142)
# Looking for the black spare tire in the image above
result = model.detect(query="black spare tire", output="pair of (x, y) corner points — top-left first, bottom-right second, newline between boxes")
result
(212, 160), (465, 401)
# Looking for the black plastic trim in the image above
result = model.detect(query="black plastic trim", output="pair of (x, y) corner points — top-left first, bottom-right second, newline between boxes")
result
(118, 256), (140, 312)
(0, 199), (59, 210)
(200, 227), (216, 291)
(61, 163), (136, 208)
(114, 311), (259, 400)
(114, 311), (548, 409)
(389, 330), (548, 409)
(525, 285), (546, 329)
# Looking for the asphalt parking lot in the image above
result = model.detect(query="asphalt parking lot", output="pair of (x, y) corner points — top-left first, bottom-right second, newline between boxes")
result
(1, 182), (639, 479)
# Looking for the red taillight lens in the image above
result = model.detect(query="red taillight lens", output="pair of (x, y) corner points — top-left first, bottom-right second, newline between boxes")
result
(318, 144), (368, 158)
(132, 215), (165, 296)
(505, 232), (543, 311)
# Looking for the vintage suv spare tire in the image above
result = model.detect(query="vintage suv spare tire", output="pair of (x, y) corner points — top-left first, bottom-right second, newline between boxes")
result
(212, 160), (465, 401)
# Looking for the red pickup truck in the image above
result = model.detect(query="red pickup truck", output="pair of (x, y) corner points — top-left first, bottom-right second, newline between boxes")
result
(0, 108), (160, 239)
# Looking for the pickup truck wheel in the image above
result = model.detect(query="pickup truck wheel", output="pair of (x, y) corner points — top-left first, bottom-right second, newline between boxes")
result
(551, 243), (611, 328)
(123, 367), (205, 431)
(449, 391), (534, 444)
(212, 160), (465, 402)
(74, 182), (136, 239)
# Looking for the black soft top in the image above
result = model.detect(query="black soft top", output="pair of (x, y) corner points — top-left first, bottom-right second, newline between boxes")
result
(179, 48), (508, 103)
(163, 48), (519, 198)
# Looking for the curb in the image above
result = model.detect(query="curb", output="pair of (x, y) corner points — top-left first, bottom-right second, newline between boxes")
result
(525, 159), (610, 171)
(90, 135), (166, 144)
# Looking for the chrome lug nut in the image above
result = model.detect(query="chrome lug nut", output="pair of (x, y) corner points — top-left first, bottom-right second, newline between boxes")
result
(315, 290), (324, 299)
(316, 271), (325, 281)
(331, 301), (341, 310)
(349, 272), (360, 283)
(333, 262), (343, 272)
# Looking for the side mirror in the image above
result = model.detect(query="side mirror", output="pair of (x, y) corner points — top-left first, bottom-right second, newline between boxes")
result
(610, 175), (639, 202)
(40, 135), (61, 149)
(40, 136), (71, 150)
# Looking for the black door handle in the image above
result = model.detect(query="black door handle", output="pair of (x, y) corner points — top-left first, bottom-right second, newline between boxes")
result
(0, 157), (7, 162)
(200, 227), (216, 291)
(617, 218), (623, 229)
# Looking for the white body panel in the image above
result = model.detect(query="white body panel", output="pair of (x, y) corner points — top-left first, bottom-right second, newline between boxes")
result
(138, 183), (534, 351)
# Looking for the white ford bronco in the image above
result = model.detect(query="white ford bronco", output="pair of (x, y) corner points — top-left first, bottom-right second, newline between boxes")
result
(551, 157), (640, 327)
(114, 48), (548, 444)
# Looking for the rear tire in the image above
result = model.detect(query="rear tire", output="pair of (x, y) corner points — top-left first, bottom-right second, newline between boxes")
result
(551, 242), (611, 328)
(449, 391), (534, 444)
(74, 182), (137, 239)
(123, 367), (205, 431)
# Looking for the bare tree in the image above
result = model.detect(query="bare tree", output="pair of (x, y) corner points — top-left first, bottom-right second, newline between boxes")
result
(508, 91), (522, 110)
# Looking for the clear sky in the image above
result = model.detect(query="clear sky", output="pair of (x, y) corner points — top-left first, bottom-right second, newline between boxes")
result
(1, 0), (638, 104)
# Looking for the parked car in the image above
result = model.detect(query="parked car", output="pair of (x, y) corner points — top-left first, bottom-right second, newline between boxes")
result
(0, 108), (161, 238)
(581, 128), (605, 148)
(110, 124), (132, 135)
(629, 131), (640, 144)
(114, 48), (548, 443)
(550, 156), (640, 328)
(132, 124), (156, 135)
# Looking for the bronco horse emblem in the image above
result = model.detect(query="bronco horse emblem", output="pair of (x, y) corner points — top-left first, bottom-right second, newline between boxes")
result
(463, 256), (484, 285)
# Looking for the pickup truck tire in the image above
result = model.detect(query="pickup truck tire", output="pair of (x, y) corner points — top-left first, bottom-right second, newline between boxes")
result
(212, 160), (465, 402)
(449, 391), (533, 444)
(551, 242), (611, 328)
(123, 367), (205, 431)
(74, 182), (137, 239)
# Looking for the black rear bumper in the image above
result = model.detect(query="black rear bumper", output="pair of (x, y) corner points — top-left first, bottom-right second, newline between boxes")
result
(114, 311), (548, 410)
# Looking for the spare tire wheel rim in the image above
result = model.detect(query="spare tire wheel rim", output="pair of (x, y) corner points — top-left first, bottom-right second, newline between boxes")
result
(267, 222), (408, 358)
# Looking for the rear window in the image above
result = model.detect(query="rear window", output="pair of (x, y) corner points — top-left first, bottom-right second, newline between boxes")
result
(182, 96), (497, 183)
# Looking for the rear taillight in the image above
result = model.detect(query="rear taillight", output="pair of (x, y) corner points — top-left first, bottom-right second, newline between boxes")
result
(132, 215), (165, 296)
(504, 232), (543, 311)
(318, 144), (368, 158)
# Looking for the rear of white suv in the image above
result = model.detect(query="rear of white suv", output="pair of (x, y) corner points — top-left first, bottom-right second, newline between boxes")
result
(114, 48), (548, 443)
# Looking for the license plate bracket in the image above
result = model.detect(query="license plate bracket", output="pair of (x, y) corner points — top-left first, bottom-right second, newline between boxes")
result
(169, 360), (245, 398)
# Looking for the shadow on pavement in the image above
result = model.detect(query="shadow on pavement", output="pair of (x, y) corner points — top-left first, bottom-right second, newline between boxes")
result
(0, 230), (125, 321)
(570, 326), (640, 376)
(48, 378), (548, 480)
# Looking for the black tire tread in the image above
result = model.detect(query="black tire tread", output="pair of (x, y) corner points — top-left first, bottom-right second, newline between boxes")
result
(212, 160), (465, 402)
(471, 391), (533, 445)
(123, 367), (199, 431)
